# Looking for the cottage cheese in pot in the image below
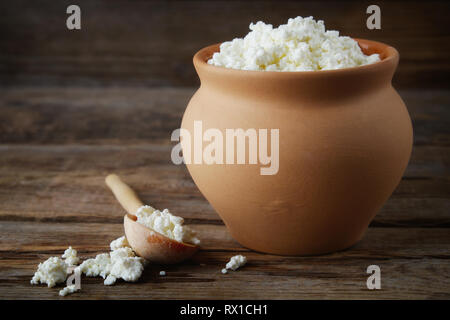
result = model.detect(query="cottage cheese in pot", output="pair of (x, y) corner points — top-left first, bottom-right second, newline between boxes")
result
(208, 16), (380, 71)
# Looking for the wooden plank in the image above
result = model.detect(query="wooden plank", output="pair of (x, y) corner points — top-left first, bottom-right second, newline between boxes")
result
(3, 258), (449, 299)
(0, 222), (448, 299)
(0, 84), (448, 300)
(404, 90), (450, 146)
(0, 87), (449, 146)
(0, 144), (448, 226)
(2, 222), (449, 257)
(0, 87), (192, 145)
(373, 198), (450, 228)
(0, 1), (448, 88)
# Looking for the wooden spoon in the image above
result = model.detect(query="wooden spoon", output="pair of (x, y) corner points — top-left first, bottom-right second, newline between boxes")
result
(105, 174), (199, 264)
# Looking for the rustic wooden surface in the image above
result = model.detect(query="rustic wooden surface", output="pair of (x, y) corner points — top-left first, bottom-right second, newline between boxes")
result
(0, 0), (449, 89)
(0, 0), (449, 300)
(0, 87), (449, 299)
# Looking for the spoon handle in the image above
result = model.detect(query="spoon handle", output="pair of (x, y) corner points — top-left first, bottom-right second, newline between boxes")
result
(105, 174), (144, 215)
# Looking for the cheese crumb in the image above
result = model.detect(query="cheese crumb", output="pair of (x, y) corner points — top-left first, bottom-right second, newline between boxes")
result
(208, 16), (380, 72)
(31, 257), (68, 288)
(159, 271), (166, 276)
(221, 268), (228, 274)
(59, 284), (79, 296)
(62, 246), (79, 266)
(77, 237), (145, 285)
(104, 274), (117, 286)
(31, 237), (147, 295)
(225, 255), (247, 271)
(110, 236), (129, 251)
(110, 247), (135, 260)
(109, 256), (144, 282)
(135, 205), (200, 245)
(77, 253), (111, 279)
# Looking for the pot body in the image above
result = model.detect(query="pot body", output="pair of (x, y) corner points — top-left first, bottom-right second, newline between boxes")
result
(181, 40), (413, 255)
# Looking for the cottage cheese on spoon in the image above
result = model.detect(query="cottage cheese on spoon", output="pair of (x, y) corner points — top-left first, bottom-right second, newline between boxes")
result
(135, 205), (200, 245)
(208, 16), (380, 71)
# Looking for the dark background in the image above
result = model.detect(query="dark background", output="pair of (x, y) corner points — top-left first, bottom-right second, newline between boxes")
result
(0, 0), (449, 89)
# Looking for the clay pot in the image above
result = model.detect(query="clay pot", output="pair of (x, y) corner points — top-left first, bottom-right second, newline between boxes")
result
(181, 39), (413, 255)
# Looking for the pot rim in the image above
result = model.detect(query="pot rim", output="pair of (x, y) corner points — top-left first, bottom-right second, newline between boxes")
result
(193, 38), (399, 76)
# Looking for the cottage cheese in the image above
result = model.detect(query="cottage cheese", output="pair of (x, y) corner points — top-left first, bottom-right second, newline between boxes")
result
(31, 237), (148, 296)
(208, 16), (380, 71)
(76, 237), (146, 286)
(135, 205), (200, 245)
(59, 284), (79, 296)
(224, 255), (247, 271)
(110, 235), (129, 251)
(104, 274), (117, 286)
(30, 257), (68, 287)
(62, 246), (79, 266)
(77, 253), (111, 279)
(109, 256), (144, 283)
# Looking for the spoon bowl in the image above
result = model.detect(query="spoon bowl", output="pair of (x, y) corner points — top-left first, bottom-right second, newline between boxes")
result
(106, 174), (199, 263)
(124, 213), (199, 264)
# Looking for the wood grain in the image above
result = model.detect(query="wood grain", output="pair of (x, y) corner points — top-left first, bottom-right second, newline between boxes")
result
(0, 85), (449, 299)
(0, 87), (448, 146)
(0, 144), (448, 227)
(1, 221), (449, 299)
(0, 0), (449, 89)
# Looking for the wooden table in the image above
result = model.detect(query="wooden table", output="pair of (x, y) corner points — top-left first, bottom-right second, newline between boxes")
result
(0, 87), (448, 299)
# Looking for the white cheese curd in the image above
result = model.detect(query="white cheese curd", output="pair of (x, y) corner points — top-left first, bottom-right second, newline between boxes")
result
(62, 246), (79, 266)
(208, 16), (380, 72)
(109, 256), (144, 283)
(59, 284), (79, 297)
(107, 246), (145, 284)
(225, 255), (247, 271)
(221, 268), (228, 274)
(109, 236), (129, 251)
(104, 274), (117, 286)
(135, 205), (200, 245)
(77, 253), (111, 279)
(110, 247), (135, 261)
(77, 238), (146, 286)
(159, 270), (166, 276)
(30, 257), (68, 287)
(32, 236), (148, 295)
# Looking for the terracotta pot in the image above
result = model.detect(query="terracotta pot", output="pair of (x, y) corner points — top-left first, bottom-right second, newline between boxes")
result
(181, 39), (413, 255)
